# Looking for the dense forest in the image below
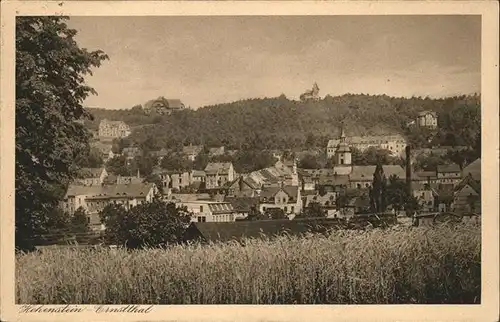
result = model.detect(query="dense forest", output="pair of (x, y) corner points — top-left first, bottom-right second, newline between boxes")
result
(85, 93), (481, 151)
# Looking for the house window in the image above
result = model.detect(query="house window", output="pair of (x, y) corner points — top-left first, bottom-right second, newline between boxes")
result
(291, 206), (295, 213)
(365, 183), (369, 187)
(340, 159), (344, 165)
(197, 216), (206, 223)
(284, 206), (288, 213)
(200, 205), (204, 212)
(357, 184), (361, 189)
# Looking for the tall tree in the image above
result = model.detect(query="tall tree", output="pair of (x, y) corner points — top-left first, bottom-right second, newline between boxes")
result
(15, 17), (108, 250)
(370, 163), (387, 213)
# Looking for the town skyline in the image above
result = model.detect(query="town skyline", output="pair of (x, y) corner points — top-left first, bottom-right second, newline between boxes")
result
(68, 15), (481, 110)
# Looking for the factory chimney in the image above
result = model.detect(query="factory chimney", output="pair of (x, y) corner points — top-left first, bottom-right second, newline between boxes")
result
(405, 145), (413, 217)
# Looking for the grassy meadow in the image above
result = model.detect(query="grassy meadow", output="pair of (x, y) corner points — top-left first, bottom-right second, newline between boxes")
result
(16, 222), (481, 304)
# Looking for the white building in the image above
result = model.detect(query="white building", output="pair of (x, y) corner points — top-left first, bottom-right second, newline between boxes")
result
(61, 183), (157, 230)
(327, 133), (407, 158)
(259, 185), (302, 215)
(416, 111), (438, 129)
(98, 119), (131, 138)
(179, 200), (237, 223)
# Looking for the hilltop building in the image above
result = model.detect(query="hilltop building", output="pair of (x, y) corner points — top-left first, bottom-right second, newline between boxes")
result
(144, 97), (185, 115)
(300, 83), (320, 101)
(416, 111), (438, 129)
(98, 119), (131, 138)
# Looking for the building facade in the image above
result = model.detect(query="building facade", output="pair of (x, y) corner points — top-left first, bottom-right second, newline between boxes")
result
(416, 111), (438, 129)
(62, 183), (157, 230)
(259, 185), (302, 215)
(98, 119), (131, 138)
(327, 134), (407, 158)
(179, 200), (237, 223)
(204, 162), (236, 189)
(436, 164), (462, 186)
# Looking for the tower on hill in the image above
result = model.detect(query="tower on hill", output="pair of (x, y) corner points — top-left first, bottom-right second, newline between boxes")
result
(300, 82), (320, 101)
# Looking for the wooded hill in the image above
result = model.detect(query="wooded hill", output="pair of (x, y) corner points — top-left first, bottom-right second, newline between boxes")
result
(85, 93), (481, 151)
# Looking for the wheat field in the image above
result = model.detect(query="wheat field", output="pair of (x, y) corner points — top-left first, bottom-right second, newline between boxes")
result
(16, 223), (481, 304)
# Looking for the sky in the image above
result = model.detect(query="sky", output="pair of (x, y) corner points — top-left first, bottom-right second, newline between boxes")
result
(68, 15), (481, 110)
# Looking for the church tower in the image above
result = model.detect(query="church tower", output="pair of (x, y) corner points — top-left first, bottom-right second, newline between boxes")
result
(333, 126), (352, 175)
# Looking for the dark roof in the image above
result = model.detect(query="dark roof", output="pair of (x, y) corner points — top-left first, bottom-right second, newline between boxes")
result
(317, 174), (349, 186)
(204, 162), (232, 175)
(65, 183), (155, 199)
(462, 158), (481, 181)
(78, 167), (104, 178)
(437, 164), (461, 173)
(418, 110), (437, 117)
(415, 171), (437, 178)
(183, 218), (343, 243)
(228, 176), (260, 190)
(165, 99), (185, 109)
(454, 174), (481, 194)
(260, 185), (299, 200)
(350, 165), (405, 181)
(226, 197), (260, 212)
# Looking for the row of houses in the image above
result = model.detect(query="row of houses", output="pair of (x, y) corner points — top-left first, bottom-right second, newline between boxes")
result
(65, 128), (480, 229)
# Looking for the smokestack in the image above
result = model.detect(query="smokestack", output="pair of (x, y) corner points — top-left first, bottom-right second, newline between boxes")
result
(405, 145), (412, 196)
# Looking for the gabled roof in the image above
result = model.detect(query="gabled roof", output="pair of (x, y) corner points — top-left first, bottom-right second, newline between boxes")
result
(462, 158), (481, 181)
(414, 171), (437, 180)
(191, 170), (206, 177)
(260, 185), (299, 201)
(437, 164), (461, 173)
(317, 175), (349, 186)
(228, 176), (260, 190)
(454, 174), (481, 194)
(184, 218), (343, 243)
(165, 99), (185, 109)
(204, 162), (233, 175)
(65, 183), (154, 199)
(305, 192), (336, 207)
(183, 145), (204, 155)
(418, 110), (437, 117)
(78, 167), (105, 178)
(350, 165), (405, 181)
(226, 197), (260, 212)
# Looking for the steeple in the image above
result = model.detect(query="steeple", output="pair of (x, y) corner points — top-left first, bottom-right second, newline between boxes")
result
(339, 125), (346, 143)
(333, 123), (352, 175)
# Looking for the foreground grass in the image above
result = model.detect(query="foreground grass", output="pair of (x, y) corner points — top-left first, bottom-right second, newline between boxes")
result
(16, 223), (480, 304)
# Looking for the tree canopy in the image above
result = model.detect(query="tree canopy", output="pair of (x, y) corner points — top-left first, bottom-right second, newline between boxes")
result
(15, 16), (108, 250)
(99, 200), (191, 248)
(85, 94), (480, 152)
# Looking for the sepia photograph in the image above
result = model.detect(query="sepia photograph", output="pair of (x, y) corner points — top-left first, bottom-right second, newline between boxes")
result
(1, 1), (499, 321)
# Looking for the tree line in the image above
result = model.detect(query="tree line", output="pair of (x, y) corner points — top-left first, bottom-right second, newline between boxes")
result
(85, 93), (480, 152)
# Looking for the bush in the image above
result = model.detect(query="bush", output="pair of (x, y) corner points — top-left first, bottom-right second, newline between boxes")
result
(99, 200), (191, 248)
